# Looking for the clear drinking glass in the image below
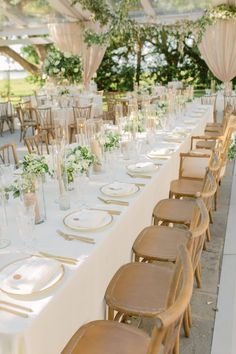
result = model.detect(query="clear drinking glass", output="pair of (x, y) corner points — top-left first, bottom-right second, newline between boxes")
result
(16, 199), (36, 251)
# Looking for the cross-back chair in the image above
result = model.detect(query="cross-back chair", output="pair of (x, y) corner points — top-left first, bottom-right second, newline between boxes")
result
(0, 143), (19, 167)
(16, 105), (39, 142)
(62, 245), (193, 354)
(24, 132), (49, 155)
(36, 107), (55, 142)
(68, 105), (92, 143)
(0, 101), (14, 136)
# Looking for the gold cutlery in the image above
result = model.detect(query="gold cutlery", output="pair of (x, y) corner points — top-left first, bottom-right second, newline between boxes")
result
(0, 305), (29, 318)
(127, 172), (152, 179)
(97, 196), (129, 206)
(0, 301), (32, 313)
(56, 230), (95, 244)
(89, 208), (121, 215)
(134, 183), (145, 187)
(38, 252), (78, 265)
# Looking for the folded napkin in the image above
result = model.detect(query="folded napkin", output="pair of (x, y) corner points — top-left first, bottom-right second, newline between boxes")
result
(184, 119), (198, 125)
(128, 162), (156, 173)
(102, 182), (136, 196)
(66, 209), (108, 229)
(1, 257), (61, 294)
(148, 148), (171, 157)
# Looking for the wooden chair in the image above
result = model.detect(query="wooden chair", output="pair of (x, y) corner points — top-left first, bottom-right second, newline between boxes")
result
(24, 132), (49, 155)
(16, 106), (39, 142)
(69, 105), (92, 143)
(62, 245), (193, 354)
(0, 143), (19, 167)
(0, 102), (13, 135)
(133, 197), (209, 337)
(36, 107), (55, 142)
(201, 95), (217, 123)
(204, 104), (233, 135)
(169, 151), (212, 199)
(153, 168), (217, 247)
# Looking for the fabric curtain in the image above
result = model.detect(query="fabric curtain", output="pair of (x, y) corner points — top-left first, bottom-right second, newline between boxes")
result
(48, 22), (107, 89)
(198, 19), (236, 83)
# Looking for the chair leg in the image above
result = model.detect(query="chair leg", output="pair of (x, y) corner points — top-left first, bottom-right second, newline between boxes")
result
(209, 210), (213, 224)
(206, 226), (211, 242)
(173, 333), (180, 354)
(214, 190), (218, 211)
(183, 310), (190, 337)
(188, 304), (192, 327)
(195, 263), (201, 289)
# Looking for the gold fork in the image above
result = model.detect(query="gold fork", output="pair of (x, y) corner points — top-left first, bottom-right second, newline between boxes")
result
(38, 252), (78, 265)
(57, 230), (95, 244)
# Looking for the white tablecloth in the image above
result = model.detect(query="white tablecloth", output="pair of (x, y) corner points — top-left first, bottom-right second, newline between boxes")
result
(0, 104), (213, 354)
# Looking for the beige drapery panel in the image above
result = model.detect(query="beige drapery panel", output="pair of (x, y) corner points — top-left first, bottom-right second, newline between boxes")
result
(48, 22), (107, 89)
(199, 19), (236, 83)
(199, 0), (236, 83)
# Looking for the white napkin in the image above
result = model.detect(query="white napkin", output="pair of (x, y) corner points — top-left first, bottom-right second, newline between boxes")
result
(102, 182), (136, 196)
(148, 148), (171, 157)
(184, 119), (197, 125)
(66, 209), (108, 229)
(128, 162), (156, 173)
(1, 257), (61, 294)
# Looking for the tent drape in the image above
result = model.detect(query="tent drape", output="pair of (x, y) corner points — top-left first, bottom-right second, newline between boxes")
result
(48, 22), (107, 89)
(198, 19), (236, 83)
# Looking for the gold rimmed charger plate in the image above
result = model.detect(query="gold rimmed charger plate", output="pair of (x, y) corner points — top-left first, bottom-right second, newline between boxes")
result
(63, 209), (113, 232)
(100, 183), (140, 198)
(0, 256), (64, 297)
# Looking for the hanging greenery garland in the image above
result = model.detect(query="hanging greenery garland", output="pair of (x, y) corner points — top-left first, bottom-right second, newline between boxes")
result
(194, 4), (236, 43)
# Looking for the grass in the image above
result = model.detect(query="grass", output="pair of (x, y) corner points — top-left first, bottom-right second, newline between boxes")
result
(0, 78), (40, 104)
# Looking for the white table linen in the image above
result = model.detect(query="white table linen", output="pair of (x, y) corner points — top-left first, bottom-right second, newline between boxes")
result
(0, 105), (213, 354)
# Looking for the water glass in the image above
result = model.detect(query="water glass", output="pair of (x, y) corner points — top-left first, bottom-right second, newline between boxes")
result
(16, 199), (36, 251)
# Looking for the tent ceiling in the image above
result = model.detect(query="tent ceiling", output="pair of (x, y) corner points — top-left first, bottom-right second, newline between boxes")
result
(0, 0), (213, 46)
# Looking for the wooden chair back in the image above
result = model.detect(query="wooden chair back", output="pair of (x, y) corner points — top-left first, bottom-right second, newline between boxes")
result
(73, 105), (92, 122)
(23, 107), (39, 125)
(0, 143), (19, 166)
(36, 107), (54, 129)
(0, 102), (8, 118)
(24, 132), (49, 155)
(147, 245), (193, 354)
(178, 152), (211, 180)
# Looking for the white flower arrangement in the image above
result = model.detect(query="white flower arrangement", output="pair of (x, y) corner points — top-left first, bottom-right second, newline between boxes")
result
(65, 145), (96, 183)
(43, 46), (82, 84)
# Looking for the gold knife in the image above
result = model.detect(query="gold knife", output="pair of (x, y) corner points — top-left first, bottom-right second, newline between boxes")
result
(0, 301), (32, 313)
(0, 305), (29, 318)
(38, 252), (78, 265)
(127, 172), (152, 179)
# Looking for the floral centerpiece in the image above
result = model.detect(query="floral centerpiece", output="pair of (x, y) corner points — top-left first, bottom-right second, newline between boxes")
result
(7, 154), (51, 198)
(103, 132), (120, 151)
(7, 154), (51, 224)
(65, 145), (96, 184)
(43, 46), (82, 85)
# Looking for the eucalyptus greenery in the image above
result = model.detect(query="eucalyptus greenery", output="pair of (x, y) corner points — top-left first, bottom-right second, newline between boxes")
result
(103, 132), (120, 151)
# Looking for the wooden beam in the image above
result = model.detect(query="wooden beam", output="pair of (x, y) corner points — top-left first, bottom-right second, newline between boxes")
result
(0, 46), (40, 75)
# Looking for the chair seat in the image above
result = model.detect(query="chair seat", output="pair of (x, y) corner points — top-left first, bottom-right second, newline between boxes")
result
(133, 225), (190, 262)
(153, 198), (196, 225)
(206, 122), (222, 128)
(105, 262), (174, 316)
(204, 126), (223, 134)
(196, 140), (216, 150)
(205, 130), (222, 137)
(170, 179), (203, 198)
(61, 320), (150, 354)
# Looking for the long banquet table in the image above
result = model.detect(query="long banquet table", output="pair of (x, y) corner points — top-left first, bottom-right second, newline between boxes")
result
(0, 104), (213, 354)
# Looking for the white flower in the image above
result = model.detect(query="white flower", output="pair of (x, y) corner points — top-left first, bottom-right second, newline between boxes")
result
(64, 52), (72, 59)
(53, 68), (60, 74)
(73, 68), (79, 73)
(61, 67), (65, 72)
(54, 60), (60, 66)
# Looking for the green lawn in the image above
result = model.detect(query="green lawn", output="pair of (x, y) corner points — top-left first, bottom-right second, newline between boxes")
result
(0, 78), (40, 104)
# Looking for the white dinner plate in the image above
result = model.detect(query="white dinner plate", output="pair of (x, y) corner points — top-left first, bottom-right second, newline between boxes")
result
(0, 256), (64, 296)
(100, 182), (139, 197)
(63, 209), (113, 231)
